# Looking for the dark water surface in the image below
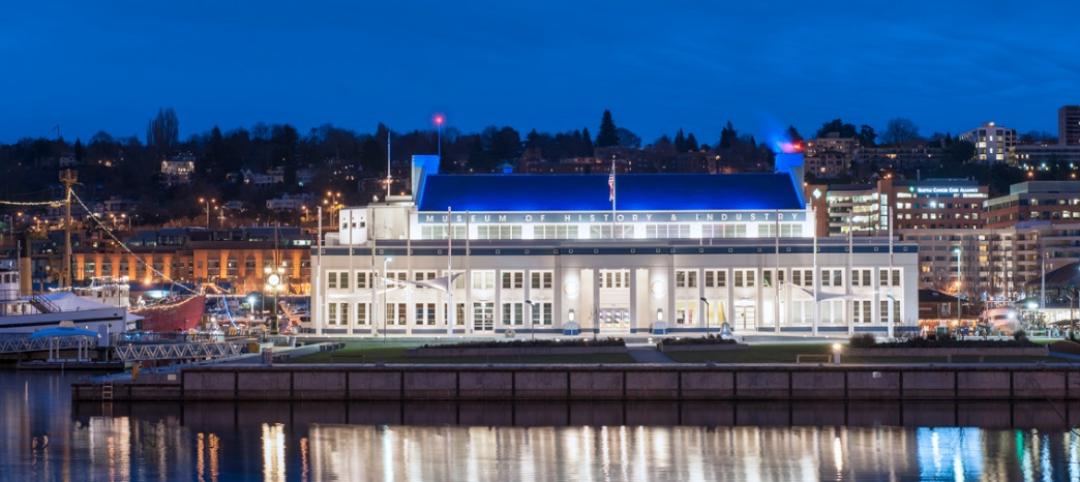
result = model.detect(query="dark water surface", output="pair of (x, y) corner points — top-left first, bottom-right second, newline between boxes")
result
(3, 370), (1080, 481)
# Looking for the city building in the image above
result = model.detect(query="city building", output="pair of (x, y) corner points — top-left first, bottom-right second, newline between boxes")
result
(1060, 105), (1080, 146)
(807, 178), (987, 237)
(73, 226), (313, 295)
(985, 181), (1080, 228)
(804, 135), (858, 178)
(310, 155), (918, 337)
(266, 194), (313, 212)
(960, 122), (1016, 164)
(853, 144), (945, 168)
(1014, 144), (1080, 169)
(160, 153), (197, 186)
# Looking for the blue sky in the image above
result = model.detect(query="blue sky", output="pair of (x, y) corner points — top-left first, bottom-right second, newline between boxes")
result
(2, 0), (1078, 144)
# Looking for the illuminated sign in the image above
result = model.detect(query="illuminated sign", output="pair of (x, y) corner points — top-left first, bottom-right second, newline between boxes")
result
(913, 186), (982, 195)
(418, 210), (807, 224)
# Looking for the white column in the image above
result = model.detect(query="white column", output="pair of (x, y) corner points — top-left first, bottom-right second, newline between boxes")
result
(629, 268), (638, 334)
(592, 269), (601, 335)
(698, 268), (706, 333)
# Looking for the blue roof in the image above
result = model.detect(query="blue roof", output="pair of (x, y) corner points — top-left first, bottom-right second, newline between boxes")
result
(417, 173), (804, 212)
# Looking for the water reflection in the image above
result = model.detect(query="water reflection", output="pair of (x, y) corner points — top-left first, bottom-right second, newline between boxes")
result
(7, 371), (1080, 480)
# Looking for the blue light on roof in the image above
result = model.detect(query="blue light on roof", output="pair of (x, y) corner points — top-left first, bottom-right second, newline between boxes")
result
(417, 172), (804, 212)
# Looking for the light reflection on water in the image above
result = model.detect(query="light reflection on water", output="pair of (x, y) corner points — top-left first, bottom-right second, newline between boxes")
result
(5, 371), (1080, 481)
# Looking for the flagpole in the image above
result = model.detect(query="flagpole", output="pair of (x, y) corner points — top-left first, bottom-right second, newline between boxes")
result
(447, 206), (454, 335)
(610, 155), (616, 237)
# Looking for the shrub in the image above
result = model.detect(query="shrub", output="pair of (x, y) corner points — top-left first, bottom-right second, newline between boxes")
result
(873, 337), (1036, 348)
(1013, 330), (1028, 342)
(423, 337), (625, 349)
(849, 333), (877, 348)
(660, 335), (738, 346)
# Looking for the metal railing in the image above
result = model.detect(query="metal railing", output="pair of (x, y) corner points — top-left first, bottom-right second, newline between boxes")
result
(113, 342), (245, 362)
(0, 334), (97, 354)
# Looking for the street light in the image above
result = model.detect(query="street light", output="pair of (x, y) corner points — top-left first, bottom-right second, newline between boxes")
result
(264, 264), (286, 335)
(953, 247), (962, 326)
(198, 197), (216, 229)
(525, 300), (535, 340)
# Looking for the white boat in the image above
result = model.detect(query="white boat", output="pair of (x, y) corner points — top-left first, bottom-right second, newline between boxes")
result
(0, 265), (139, 346)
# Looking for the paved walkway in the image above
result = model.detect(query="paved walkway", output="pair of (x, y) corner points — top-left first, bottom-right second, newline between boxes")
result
(626, 346), (675, 363)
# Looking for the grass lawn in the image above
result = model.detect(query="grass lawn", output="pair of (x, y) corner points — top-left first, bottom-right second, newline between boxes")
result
(288, 339), (636, 364)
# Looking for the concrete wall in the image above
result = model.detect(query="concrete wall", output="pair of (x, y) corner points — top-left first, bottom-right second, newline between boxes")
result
(71, 364), (1080, 402)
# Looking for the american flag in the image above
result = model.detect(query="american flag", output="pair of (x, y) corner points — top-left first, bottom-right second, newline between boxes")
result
(608, 169), (615, 202)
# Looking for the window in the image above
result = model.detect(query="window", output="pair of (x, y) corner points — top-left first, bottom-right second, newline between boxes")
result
(339, 271), (350, 290)
(792, 269), (813, 287)
(415, 303), (436, 325)
(386, 303), (407, 325)
(502, 302), (524, 325)
(327, 303), (338, 325)
(327, 272), (338, 289)
(646, 224), (691, 238)
(476, 225), (522, 239)
(530, 271), (553, 290)
(414, 271), (437, 288)
(734, 269), (755, 288)
(355, 271), (370, 289)
(444, 303), (467, 326)
(851, 269), (872, 287)
(676, 270), (698, 288)
(880, 300), (901, 324)
(704, 270), (727, 288)
(589, 224), (633, 239)
(501, 271), (524, 289)
(530, 302), (553, 325)
(763, 269), (785, 287)
(356, 302), (368, 325)
(601, 270), (628, 288)
(534, 225), (578, 239)
(702, 224), (747, 238)
(879, 268), (901, 287)
(471, 270), (495, 290)
(821, 269), (841, 287)
(339, 302), (350, 326)
(852, 300), (872, 323)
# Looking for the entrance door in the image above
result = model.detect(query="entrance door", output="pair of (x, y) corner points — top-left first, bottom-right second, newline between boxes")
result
(735, 306), (756, 331)
(472, 302), (494, 332)
(598, 307), (630, 331)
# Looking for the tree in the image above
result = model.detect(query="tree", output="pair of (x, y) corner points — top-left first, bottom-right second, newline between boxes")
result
(944, 140), (976, 165)
(596, 110), (619, 147)
(858, 125), (877, 147)
(674, 129), (687, 152)
(685, 133), (699, 151)
(146, 107), (180, 151)
(580, 127), (594, 156)
(719, 121), (737, 149)
(785, 125), (803, 143)
(815, 119), (857, 139)
(880, 118), (920, 145)
(615, 128), (640, 148)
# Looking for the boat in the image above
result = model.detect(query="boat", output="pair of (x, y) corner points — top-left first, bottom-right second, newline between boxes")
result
(1, 266), (139, 346)
(132, 294), (207, 332)
(74, 277), (206, 332)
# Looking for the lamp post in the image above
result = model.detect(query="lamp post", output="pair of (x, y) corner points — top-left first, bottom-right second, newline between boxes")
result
(525, 300), (535, 340)
(198, 197), (216, 229)
(433, 114), (445, 158)
(954, 247), (962, 327)
(382, 257), (393, 342)
(700, 297), (710, 335)
(264, 264), (285, 335)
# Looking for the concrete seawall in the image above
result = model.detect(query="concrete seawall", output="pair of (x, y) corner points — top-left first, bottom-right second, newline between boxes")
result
(72, 363), (1080, 402)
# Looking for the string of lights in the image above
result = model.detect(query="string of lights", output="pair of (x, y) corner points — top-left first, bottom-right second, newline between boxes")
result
(69, 190), (197, 294)
(0, 199), (63, 207)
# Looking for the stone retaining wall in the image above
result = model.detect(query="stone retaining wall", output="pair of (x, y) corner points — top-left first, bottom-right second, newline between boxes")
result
(71, 363), (1080, 402)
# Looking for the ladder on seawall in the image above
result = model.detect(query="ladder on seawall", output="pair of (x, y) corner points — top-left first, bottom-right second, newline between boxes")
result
(101, 383), (113, 401)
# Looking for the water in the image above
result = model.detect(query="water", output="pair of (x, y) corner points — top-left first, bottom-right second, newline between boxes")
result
(3, 370), (1080, 481)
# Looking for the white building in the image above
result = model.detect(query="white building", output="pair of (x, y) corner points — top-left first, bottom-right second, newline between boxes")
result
(960, 121), (1016, 164)
(309, 155), (919, 337)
